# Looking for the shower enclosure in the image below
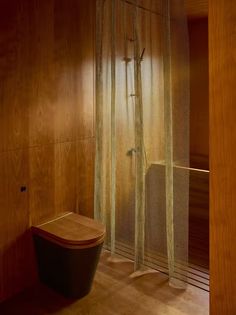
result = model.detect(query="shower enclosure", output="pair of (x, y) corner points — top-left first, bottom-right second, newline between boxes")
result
(95, 0), (190, 288)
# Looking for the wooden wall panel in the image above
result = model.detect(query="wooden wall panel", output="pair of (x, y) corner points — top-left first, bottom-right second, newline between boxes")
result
(55, 142), (76, 214)
(76, 2), (95, 140)
(185, 0), (208, 19)
(29, 145), (56, 225)
(122, 0), (208, 19)
(3, 77), (29, 151)
(0, 153), (8, 300)
(125, 0), (162, 14)
(187, 18), (209, 269)
(209, 0), (236, 314)
(189, 170), (209, 268)
(30, 142), (77, 226)
(0, 150), (37, 301)
(76, 138), (95, 218)
(188, 18), (209, 170)
(0, 0), (95, 302)
(0, 0), (30, 152)
(28, 1), (55, 147)
(3, 150), (29, 299)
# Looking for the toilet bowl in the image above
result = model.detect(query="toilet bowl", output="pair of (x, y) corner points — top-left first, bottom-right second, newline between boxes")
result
(32, 212), (105, 299)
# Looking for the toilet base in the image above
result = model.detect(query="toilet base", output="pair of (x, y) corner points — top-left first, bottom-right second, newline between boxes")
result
(33, 235), (103, 299)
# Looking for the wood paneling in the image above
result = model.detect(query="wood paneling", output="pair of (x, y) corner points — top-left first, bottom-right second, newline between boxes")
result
(0, 150), (37, 301)
(0, 0), (30, 152)
(28, 1), (55, 147)
(55, 142), (77, 215)
(29, 142), (77, 226)
(76, 138), (95, 218)
(123, 0), (209, 20)
(123, 0), (162, 14)
(76, 2), (95, 140)
(29, 145), (56, 225)
(0, 0), (95, 302)
(209, 0), (236, 313)
(54, 0), (77, 143)
(188, 18), (209, 170)
(189, 169), (209, 268)
(185, 0), (208, 19)
(187, 18), (209, 269)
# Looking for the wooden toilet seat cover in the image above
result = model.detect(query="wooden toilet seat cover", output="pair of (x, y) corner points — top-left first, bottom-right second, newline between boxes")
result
(32, 212), (105, 247)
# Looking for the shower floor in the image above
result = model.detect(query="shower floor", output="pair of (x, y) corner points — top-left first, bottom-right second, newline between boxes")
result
(0, 250), (209, 315)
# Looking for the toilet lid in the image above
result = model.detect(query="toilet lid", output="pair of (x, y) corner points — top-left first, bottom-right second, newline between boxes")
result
(32, 212), (105, 247)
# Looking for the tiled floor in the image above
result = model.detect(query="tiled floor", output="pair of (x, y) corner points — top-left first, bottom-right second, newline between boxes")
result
(0, 251), (209, 315)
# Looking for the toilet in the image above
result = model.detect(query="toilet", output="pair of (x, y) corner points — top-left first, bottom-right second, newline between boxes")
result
(32, 212), (105, 299)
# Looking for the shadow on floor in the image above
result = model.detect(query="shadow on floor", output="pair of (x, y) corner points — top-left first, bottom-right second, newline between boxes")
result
(0, 281), (75, 315)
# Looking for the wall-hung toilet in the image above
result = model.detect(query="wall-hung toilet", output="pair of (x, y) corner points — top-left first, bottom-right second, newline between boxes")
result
(32, 212), (105, 299)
